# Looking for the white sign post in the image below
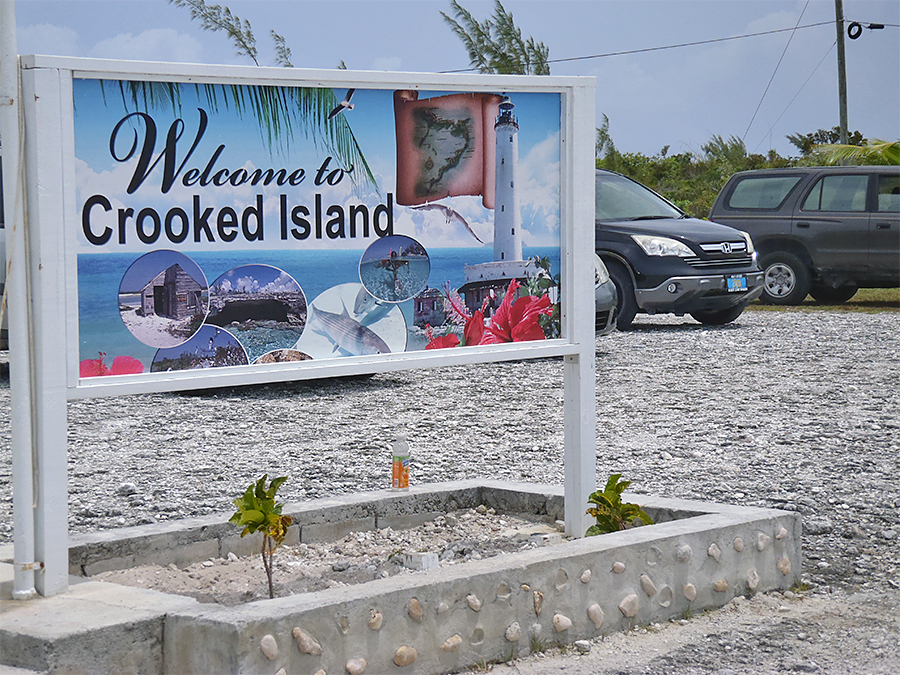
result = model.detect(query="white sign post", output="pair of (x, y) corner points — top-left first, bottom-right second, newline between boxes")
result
(9, 56), (596, 596)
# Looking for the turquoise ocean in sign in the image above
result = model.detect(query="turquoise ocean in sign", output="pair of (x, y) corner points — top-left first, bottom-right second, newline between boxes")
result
(78, 246), (561, 370)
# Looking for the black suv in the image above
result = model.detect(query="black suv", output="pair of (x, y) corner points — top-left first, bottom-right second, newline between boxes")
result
(595, 169), (764, 330)
(709, 166), (900, 304)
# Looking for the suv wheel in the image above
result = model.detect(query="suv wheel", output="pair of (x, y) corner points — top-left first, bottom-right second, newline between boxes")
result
(760, 251), (810, 305)
(606, 259), (637, 330)
(809, 283), (858, 304)
(689, 305), (745, 325)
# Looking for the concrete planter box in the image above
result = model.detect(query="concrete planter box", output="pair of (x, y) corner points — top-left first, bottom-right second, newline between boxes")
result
(0, 481), (801, 674)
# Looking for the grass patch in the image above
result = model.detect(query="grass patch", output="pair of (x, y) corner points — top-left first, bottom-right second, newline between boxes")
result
(747, 288), (899, 313)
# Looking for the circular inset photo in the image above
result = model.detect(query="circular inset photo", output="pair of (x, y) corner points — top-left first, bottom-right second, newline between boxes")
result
(253, 349), (313, 365)
(118, 250), (208, 348)
(150, 325), (248, 372)
(359, 235), (430, 303)
(206, 264), (307, 363)
(294, 283), (407, 358)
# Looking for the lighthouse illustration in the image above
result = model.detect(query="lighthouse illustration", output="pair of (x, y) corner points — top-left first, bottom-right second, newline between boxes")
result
(460, 96), (539, 315)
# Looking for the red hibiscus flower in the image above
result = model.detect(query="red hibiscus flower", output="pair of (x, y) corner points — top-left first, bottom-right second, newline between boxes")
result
(79, 352), (145, 377)
(481, 279), (552, 344)
(464, 308), (485, 346)
(425, 333), (460, 349)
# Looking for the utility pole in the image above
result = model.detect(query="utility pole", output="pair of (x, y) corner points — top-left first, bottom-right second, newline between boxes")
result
(835, 0), (849, 144)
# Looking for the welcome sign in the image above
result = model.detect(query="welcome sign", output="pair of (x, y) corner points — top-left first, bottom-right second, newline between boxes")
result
(73, 75), (567, 383)
(11, 58), (596, 594)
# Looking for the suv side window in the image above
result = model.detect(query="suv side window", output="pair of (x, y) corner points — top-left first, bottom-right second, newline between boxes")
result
(726, 176), (801, 209)
(801, 174), (868, 212)
(876, 174), (900, 213)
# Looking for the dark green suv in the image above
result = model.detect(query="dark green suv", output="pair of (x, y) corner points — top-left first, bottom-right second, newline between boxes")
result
(709, 166), (900, 304)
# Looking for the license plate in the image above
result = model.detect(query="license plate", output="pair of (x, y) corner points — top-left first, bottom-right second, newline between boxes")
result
(726, 275), (747, 292)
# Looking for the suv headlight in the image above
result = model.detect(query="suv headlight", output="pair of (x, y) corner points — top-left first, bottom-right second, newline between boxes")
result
(631, 234), (693, 257)
(594, 254), (610, 286)
(739, 230), (755, 254)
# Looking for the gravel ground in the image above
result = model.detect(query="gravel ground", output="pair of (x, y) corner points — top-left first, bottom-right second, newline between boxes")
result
(1, 308), (899, 673)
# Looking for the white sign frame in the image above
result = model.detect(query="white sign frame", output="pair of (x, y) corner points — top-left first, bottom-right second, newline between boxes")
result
(10, 55), (596, 596)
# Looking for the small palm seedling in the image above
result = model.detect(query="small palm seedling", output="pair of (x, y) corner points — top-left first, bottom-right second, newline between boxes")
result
(229, 474), (292, 599)
(585, 474), (654, 536)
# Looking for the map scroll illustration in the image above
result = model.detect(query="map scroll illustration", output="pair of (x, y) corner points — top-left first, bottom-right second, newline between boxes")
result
(394, 91), (503, 209)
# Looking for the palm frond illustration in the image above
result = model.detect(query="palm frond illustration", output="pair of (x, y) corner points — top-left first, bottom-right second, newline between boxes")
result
(101, 80), (378, 194)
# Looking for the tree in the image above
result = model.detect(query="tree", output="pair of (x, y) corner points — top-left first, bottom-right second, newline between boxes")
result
(164, 0), (375, 191)
(786, 127), (864, 157)
(441, 0), (550, 75)
(812, 139), (899, 166)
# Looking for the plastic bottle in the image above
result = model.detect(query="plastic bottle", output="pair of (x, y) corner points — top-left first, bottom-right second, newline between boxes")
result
(391, 434), (410, 490)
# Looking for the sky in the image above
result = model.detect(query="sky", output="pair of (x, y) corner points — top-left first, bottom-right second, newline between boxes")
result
(8, 0), (899, 159)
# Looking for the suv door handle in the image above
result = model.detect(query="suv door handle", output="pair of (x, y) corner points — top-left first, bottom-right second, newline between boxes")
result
(875, 222), (891, 229)
(796, 221), (810, 228)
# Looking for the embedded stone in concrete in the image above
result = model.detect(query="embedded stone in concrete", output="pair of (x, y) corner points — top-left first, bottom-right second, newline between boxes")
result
(440, 634), (462, 652)
(757, 532), (771, 551)
(708, 543), (722, 562)
(733, 537), (744, 552)
(640, 574), (657, 597)
(776, 526), (789, 540)
(496, 583), (512, 603)
(368, 609), (383, 630)
(619, 594), (640, 617)
(466, 593), (482, 612)
(533, 591), (544, 616)
(580, 569), (591, 584)
(646, 546), (662, 566)
(587, 603), (604, 628)
(552, 613), (573, 632)
(408, 598), (424, 623)
(683, 584), (697, 601)
(747, 568), (760, 591)
(275, 669), (286, 675)
(530, 623), (542, 638)
(436, 602), (449, 614)
(393, 645), (417, 667)
(471, 627), (485, 645)
(260, 634), (278, 660)
(612, 561), (626, 574)
(292, 627), (323, 655)
(505, 621), (522, 642)
(555, 569), (569, 590)
(714, 579), (728, 593)
(676, 544), (692, 563)
(657, 586), (673, 608)
(314, 670), (325, 675)
(346, 657), (367, 674)
(777, 556), (792, 576)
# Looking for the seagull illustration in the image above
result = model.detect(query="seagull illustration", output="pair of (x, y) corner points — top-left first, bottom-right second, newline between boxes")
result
(328, 89), (356, 119)
(411, 203), (484, 244)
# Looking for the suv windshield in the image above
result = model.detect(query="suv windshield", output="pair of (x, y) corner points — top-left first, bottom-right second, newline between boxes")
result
(596, 172), (683, 221)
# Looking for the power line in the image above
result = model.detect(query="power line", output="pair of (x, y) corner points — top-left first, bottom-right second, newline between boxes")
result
(742, 0), (810, 142)
(751, 40), (837, 153)
(440, 20), (837, 73)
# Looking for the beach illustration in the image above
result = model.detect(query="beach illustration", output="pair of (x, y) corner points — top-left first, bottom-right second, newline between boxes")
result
(206, 264), (307, 363)
(359, 235), (430, 303)
(117, 250), (208, 349)
(253, 349), (313, 365)
(150, 325), (248, 372)
(295, 283), (407, 358)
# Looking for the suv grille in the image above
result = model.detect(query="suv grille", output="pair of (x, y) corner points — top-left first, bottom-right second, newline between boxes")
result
(685, 240), (752, 269)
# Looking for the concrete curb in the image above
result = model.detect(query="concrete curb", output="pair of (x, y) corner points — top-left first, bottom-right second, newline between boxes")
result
(0, 481), (801, 674)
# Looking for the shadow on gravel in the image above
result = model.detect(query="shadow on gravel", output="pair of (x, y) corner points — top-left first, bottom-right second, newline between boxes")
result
(622, 321), (742, 333)
(173, 373), (400, 398)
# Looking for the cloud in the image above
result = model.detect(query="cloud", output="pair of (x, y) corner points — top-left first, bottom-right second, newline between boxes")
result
(17, 23), (79, 56)
(88, 29), (204, 63)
